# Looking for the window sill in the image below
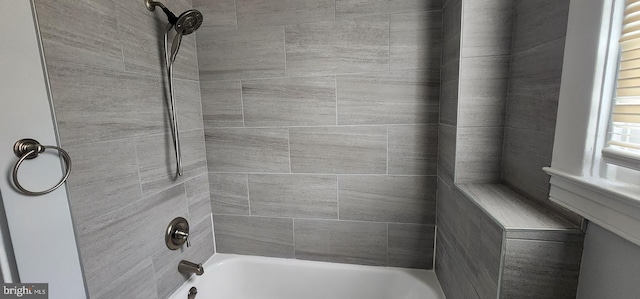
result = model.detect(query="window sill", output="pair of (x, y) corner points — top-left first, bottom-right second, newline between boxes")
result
(544, 167), (640, 246)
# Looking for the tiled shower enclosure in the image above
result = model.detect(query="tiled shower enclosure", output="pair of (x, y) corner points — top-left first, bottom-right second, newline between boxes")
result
(196, 0), (443, 268)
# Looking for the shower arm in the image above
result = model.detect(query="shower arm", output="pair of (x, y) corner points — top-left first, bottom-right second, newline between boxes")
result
(164, 23), (183, 176)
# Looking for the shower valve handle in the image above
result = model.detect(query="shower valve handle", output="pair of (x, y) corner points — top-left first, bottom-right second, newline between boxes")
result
(174, 230), (191, 247)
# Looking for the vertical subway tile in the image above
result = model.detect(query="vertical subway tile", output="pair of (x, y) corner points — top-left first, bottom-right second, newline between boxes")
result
(390, 11), (443, 71)
(64, 139), (141, 225)
(136, 130), (207, 197)
(460, 0), (514, 58)
(336, 0), (442, 19)
(205, 127), (290, 172)
(285, 16), (389, 76)
(34, 0), (124, 70)
(193, 0), (237, 29)
(388, 124), (438, 175)
(197, 26), (285, 80)
(185, 173), (213, 223)
(200, 80), (244, 128)
(388, 223), (435, 269)
(289, 126), (387, 174)
(294, 219), (387, 266)
(242, 76), (337, 127)
(209, 173), (250, 215)
(455, 126), (504, 183)
(248, 174), (338, 219)
(213, 215), (294, 258)
(338, 175), (436, 224)
(236, 0), (335, 28)
(337, 70), (439, 125)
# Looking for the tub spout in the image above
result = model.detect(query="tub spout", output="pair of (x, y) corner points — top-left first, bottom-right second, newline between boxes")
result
(178, 260), (204, 276)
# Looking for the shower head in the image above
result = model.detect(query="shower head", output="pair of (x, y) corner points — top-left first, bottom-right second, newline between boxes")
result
(146, 1), (203, 63)
(146, 1), (203, 35)
(168, 10), (202, 62)
(175, 10), (203, 35)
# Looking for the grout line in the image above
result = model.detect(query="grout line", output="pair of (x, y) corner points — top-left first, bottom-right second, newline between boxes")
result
(240, 81), (246, 127)
(336, 176), (340, 219)
(208, 171), (437, 177)
(388, 14), (391, 71)
(234, 0), (238, 29)
(245, 173), (251, 215)
(211, 214), (217, 253)
(283, 26), (287, 77)
(210, 213), (433, 226)
(206, 123), (437, 129)
(386, 223), (390, 266)
(386, 126), (389, 174)
(335, 76), (339, 125)
(292, 219), (296, 259)
(288, 128), (292, 173)
(132, 138), (145, 197)
(183, 183), (191, 221)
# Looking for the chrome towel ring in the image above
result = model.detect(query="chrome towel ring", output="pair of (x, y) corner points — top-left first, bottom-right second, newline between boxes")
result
(12, 138), (71, 196)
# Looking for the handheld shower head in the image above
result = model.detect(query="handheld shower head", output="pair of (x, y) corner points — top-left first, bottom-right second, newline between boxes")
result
(146, 1), (203, 35)
(146, 1), (203, 62)
(175, 10), (203, 35)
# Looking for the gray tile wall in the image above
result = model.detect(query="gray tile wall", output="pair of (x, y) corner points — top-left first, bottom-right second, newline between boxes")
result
(455, 0), (513, 183)
(436, 179), (503, 299)
(436, 0), (583, 298)
(501, 0), (580, 224)
(196, 0), (443, 268)
(33, 0), (214, 298)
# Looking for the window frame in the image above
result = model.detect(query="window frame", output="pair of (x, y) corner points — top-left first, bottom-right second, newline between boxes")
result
(545, 0), (640, 247)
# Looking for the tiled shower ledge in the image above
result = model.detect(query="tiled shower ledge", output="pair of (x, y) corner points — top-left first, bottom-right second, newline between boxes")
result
(453, 183), (584, 298)
(457, 183), (583, 239)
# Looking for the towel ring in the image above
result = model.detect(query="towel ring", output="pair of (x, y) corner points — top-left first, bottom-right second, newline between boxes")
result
(12, 138), (72, 196)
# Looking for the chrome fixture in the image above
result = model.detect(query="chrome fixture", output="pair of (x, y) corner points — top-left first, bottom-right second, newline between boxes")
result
(165, 217), (190, 250)
(178, 260), (204, 276)
(11, 138), (71, 196)
(145, 0), (203, 176)
(188, 287), (198, 299)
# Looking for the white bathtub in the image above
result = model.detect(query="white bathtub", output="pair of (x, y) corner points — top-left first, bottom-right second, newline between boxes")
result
(169, 254), (446, 299)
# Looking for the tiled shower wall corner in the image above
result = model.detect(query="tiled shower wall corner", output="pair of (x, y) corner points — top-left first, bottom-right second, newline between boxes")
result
(436, 0), (580, 298)
(438, 0), (514, 186)
(501, 0), (580, 224)
(33, 0), (214, 298)
(195, 0), (443, 268)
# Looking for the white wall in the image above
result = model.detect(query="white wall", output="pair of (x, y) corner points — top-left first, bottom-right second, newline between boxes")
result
(0, 1), (86, 298)
(577, 223), (640, 299)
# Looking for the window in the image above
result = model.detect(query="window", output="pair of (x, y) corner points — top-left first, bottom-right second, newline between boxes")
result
(544, 0), (640, 247)
(603, 0), (640, 171)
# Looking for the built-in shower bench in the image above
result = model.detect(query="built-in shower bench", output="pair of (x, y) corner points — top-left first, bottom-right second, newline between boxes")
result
(440, 183), (584, 298)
